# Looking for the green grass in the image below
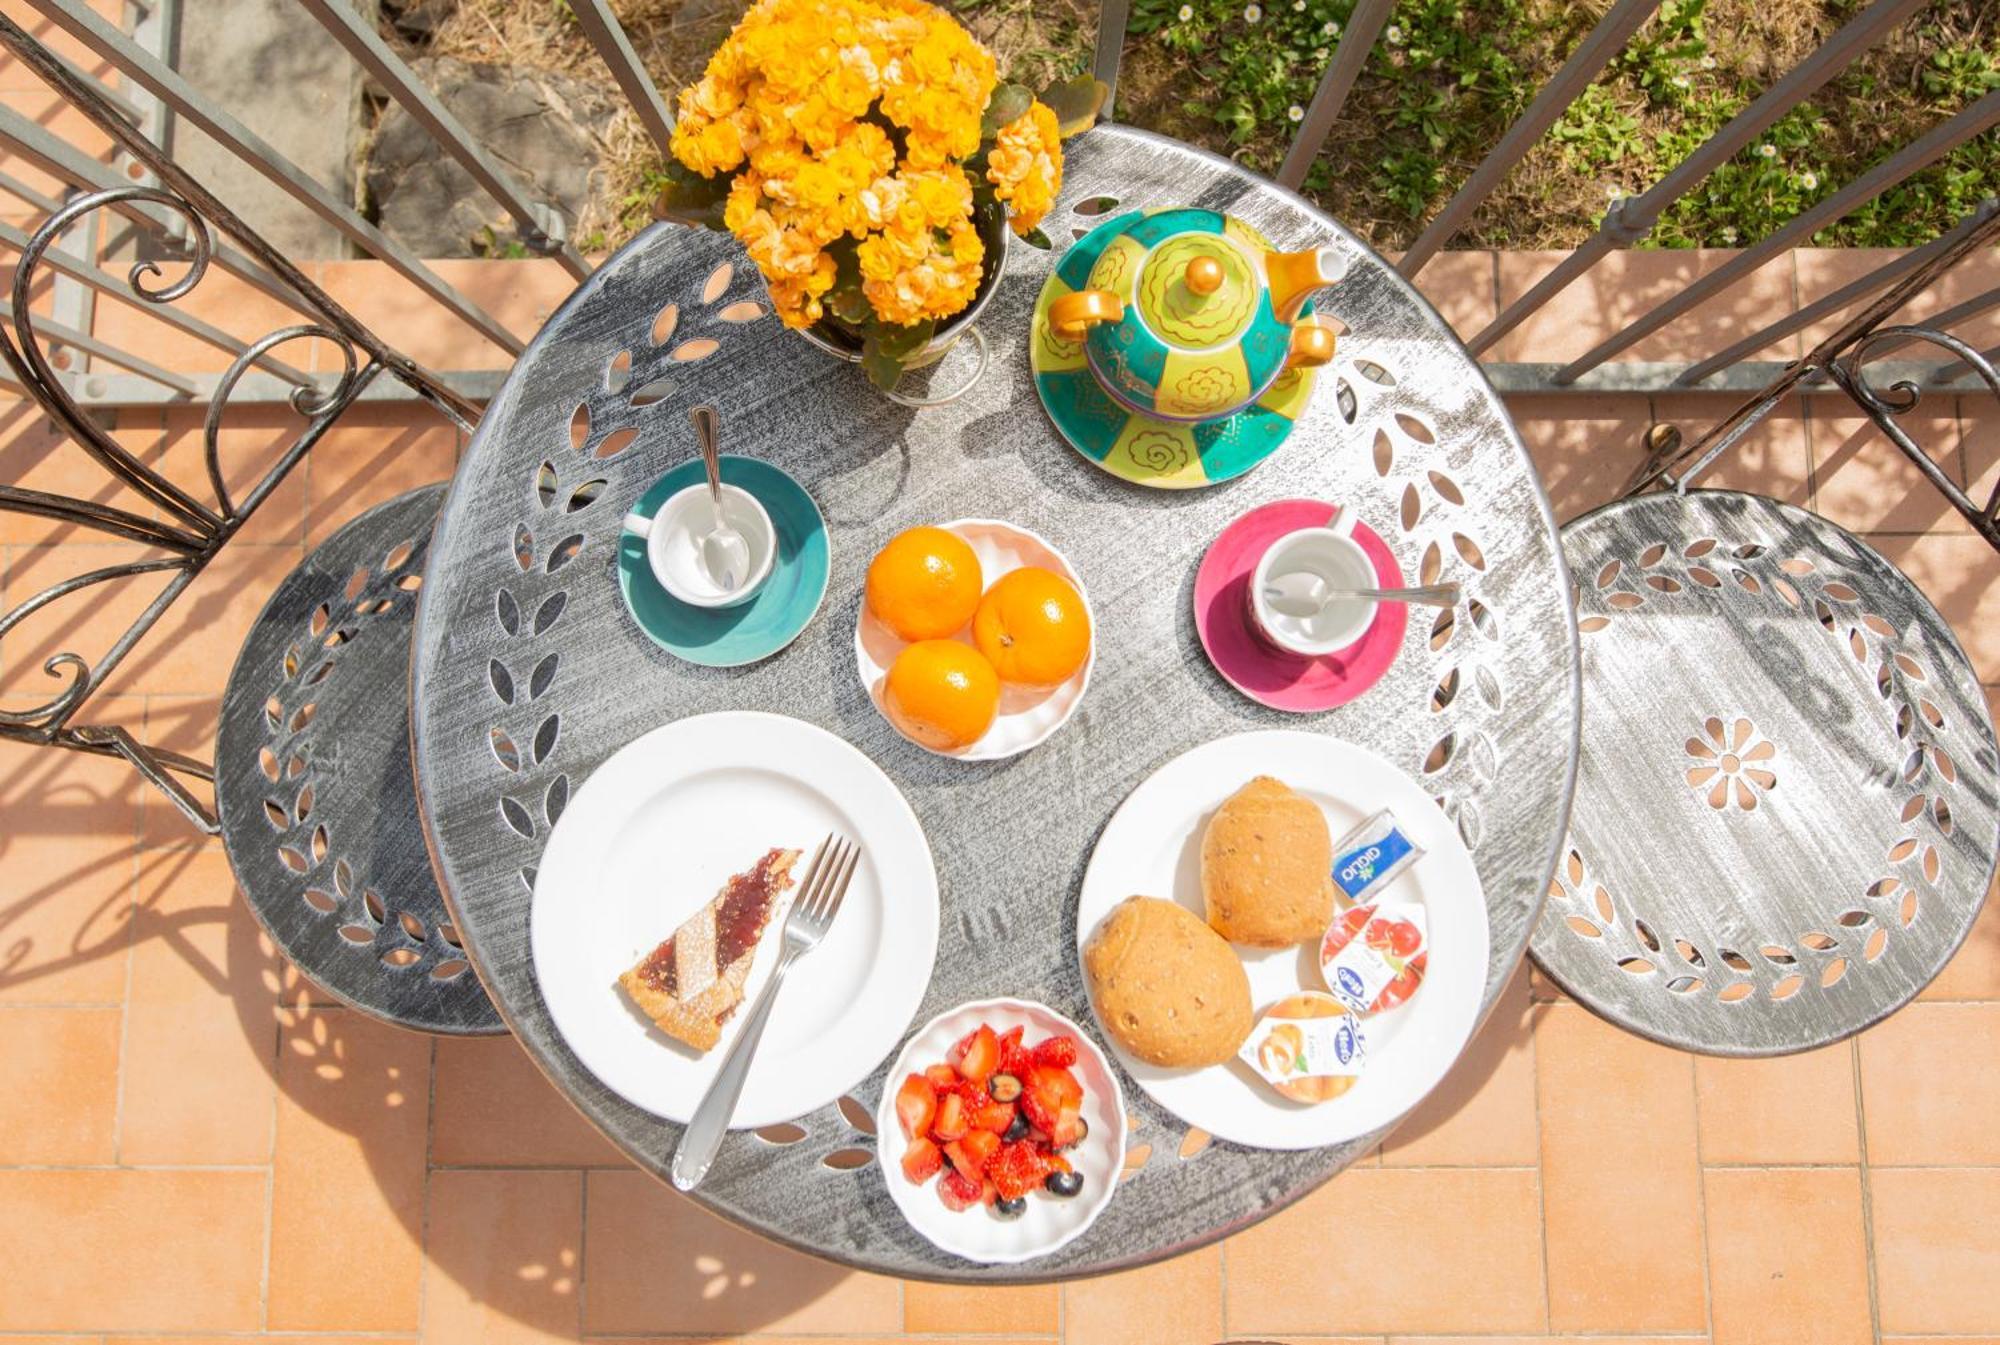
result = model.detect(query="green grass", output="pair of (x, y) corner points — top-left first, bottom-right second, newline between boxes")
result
(419, 0), (2000, 253)
(1096, 0), (1999, 250)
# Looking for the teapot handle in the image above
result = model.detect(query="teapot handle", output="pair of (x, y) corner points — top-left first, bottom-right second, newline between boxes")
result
(1049, 289), (1123, 340)
(1283, 317), (1338, 372)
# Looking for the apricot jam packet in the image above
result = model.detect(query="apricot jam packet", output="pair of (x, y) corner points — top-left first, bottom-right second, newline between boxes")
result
(1237, 992), (1367, 1103)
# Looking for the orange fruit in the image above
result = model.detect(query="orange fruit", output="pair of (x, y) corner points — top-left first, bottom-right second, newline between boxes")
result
(972, 566), (1092, 686)
(866, 527), (983, 641)
(884, 640), (1000, 751)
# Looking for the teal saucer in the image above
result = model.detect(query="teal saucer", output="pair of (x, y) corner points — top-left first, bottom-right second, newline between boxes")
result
(617, 456), (829, 668)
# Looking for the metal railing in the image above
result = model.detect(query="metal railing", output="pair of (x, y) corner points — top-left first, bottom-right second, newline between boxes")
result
(0, 0), (1993, 411)
(0, 14), (480, 824)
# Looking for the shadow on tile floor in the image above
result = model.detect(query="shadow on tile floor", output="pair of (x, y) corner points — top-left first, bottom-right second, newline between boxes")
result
(0, 773), (858, 1338)
(0, 386), (857, 1330)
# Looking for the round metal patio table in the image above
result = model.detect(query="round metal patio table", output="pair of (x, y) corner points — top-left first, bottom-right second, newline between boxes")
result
(410, 124), (1581, 1281)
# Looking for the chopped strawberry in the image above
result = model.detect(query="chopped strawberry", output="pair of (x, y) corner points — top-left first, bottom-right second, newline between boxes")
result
(971, 1099), (1017, 1134)
(1020, 1063), (1082, 1134)
(902, 1021), (1095, 1216)
(988, 1139), (1049, 1201)
(950, 1024), (1001, 1085)
(996, 1025), (1032, 1075)
(972, 1127), (1003, 1166)
(944, 1128), (1001, 1182)
(1048, 1101), (1087, 1150)
(1031, 1034), (1079, 1068)
(938, 1166), (982, 1212)
(900, 1136), (943, 1183)
(932, 1090), (969, 1142)
(893, 1074), (936, 1141)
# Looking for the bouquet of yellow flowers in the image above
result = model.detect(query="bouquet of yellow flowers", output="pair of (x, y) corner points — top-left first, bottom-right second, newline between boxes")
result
(656, 0), (1100, 390)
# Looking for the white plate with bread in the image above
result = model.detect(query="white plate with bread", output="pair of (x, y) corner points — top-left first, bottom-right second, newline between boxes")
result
(531, 712), (939, 1128)
(1075, 729), (1488, 1149)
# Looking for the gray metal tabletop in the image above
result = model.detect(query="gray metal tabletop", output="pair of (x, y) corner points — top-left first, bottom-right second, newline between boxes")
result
(410, 123), (1581, 1281)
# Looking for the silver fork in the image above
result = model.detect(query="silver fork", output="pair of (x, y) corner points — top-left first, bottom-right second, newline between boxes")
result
(671, 833), (861, 1191)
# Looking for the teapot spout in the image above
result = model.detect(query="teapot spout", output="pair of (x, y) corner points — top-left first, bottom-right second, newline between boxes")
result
(1266, 247), (1349, 323)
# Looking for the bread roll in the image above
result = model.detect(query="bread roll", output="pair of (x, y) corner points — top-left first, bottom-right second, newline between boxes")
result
(1084, 896), (1252, 1068)
(1201, 776), (1334, 947)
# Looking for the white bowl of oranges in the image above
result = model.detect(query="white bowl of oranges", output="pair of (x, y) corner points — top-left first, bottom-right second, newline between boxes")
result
(856, 520), (1094, 760)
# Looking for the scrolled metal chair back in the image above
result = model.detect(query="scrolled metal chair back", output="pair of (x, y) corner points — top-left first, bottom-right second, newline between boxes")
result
(0, 14), (476, 831)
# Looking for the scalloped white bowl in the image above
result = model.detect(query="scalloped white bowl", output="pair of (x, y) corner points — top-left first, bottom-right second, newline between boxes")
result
(874, 997), (1125, 1264)
(855, 519), (1094, 761)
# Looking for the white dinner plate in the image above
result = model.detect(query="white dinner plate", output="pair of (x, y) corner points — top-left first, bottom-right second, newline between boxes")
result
(876, 998), (1125, 1264)
(855, 518), (1094, 761)
(1075, 730), (1489, 1150)
(531, 712), (939, 1128)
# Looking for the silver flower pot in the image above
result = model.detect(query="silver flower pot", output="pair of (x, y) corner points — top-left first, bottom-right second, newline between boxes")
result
(795, 210), (1009, 408)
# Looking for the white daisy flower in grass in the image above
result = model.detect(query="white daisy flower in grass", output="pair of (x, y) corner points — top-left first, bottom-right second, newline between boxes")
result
(1758, 143), (1777, 159)
(1244, 3), (1262, 22)
(1178, 3), (1193, 18)
(1322, 18), (1339, 34)
(1385, 23), (1403, 44)
(1700, 54), (1717, 69)
(1288, 104), (1305, 122)
(1313, 46), (1329, 59)
(1293, 1), (1307, 11)
(1799, 170), (1819, 191)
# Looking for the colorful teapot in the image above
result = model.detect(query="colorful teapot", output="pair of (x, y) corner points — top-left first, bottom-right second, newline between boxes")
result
(1047, 208), (1346, 424)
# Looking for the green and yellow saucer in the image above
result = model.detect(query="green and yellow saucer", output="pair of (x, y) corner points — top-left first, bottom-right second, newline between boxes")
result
(1031, 207), (1318, 490)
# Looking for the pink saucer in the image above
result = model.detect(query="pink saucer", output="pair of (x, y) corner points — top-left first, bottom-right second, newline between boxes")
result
(1194, 498), (1409, 713)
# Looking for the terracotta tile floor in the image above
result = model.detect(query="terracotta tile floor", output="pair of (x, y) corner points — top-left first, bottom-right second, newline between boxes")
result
(1, 244), (1995, 1344)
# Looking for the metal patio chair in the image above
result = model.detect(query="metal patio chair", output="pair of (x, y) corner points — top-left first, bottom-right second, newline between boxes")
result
(0, 23), (500, 1032)
(1525, 210), (2000, 1055)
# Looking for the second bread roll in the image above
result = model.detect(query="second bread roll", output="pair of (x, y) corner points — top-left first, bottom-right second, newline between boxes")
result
(1201, 775), (1335, 947)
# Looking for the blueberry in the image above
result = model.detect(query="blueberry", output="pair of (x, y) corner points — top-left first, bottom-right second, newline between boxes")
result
(986, 1072), (1022, 1102)
(1003, 1110), (1031, 1142)
(1044, 1170), (1085, 1199)
(993, 1195), (1028, 1220)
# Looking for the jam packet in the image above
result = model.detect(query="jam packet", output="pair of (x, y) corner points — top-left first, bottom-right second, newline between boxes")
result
(1330, 809), (1424, 904)
(1319, 901), (1428, 1015)
(1237, 992), (1367, 1104)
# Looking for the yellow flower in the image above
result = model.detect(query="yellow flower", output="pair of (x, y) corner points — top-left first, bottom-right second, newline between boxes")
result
(987, 101), (1062, 234)
(858, 215), (984, 326)
(671, 107), (752, 178)
(673, 0), (1007, 329)
(908, 165), (973, 228)
(684, 73), (744, 122)
(766, 251), (839, 328)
